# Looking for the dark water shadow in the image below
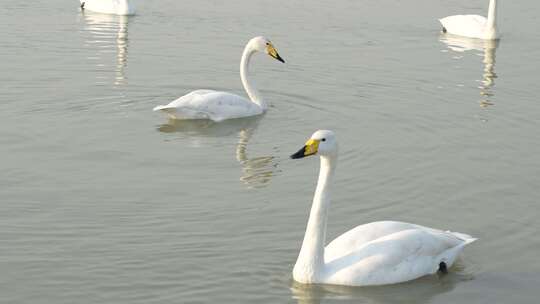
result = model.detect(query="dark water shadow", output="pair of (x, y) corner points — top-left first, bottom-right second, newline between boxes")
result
(156, 116), (279, 188)
(440, 34), (499, 108)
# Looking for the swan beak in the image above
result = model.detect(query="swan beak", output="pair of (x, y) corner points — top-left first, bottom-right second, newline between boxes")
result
(267, 43), (285, 63)
(290, 139), (319, 159)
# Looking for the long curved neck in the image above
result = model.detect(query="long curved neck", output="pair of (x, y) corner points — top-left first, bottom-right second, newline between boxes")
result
(293, 155), (337, 283)
(240, 45), (266, 110)
(487, 0), (497, 29)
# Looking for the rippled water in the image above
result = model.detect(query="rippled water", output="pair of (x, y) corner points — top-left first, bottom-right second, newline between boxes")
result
(1, 1), (540, 303)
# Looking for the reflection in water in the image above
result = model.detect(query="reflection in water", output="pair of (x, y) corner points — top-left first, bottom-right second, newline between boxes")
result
(290, 266), (473, 304)
(82, 12), (129, 86)
(235, 129), (277, 188)
(157, 117), (278, 188)
(440, 35), (499, 108)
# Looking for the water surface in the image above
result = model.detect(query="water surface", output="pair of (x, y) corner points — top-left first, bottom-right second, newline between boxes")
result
(1, 1), (540, 303)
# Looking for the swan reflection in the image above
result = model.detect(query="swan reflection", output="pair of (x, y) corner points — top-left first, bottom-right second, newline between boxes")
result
(440, 35), (499, 107)
(157, 117), (278, 188)
(290, 267), (471, 304)
(235, 128), (277, 188)
(81, 11), (130, 86)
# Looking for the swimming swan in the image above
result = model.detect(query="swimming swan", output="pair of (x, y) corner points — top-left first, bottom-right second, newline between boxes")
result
(80, 0), (135, 16)
(439, 0), (498, 40)
(153, 36), (285, 122)
(290, 130), (476, 286)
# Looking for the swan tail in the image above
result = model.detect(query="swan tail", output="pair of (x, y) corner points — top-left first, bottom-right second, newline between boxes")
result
(448, 231), (477, 244)
(431, 231), (477, 273)
(153, 105), (176, 113)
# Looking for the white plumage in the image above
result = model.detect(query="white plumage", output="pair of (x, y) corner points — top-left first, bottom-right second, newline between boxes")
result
(323, 221), (475, 286)
(80, 0), (135, 16)
(153, 36), (285, 122)
(290, 130), (476, 286)
(439, 0), (499, 40)
(153, 90), (263, 122)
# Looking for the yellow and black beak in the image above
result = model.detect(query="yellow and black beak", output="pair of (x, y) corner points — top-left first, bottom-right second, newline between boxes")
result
(290, 139), (319, 159)
(267, 43), (285, 63)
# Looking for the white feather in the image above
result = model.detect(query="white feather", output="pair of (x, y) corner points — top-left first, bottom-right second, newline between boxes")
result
(153, 90), (262, 122)
(80, 0), (135, 16)
(439, 0), (499, 40)
(323, 221), (476, 286)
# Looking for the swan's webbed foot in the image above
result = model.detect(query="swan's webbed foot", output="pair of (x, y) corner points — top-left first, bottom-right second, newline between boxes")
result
(438, 261), (448, 274)
(442, 27), (447, 33)
(81, 2), (85, 9)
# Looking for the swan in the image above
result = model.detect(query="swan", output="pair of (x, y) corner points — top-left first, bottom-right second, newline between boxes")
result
(153, 36), (285, 122)
(439, 0), (499, 40)
(80, 0), (135, 16)
(290, 130), (476, 286)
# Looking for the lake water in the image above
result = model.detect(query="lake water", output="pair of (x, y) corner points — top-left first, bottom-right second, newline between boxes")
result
(1, 0), (540, 303)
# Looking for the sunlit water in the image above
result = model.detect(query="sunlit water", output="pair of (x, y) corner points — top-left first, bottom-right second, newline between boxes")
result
(1, 1), (540, 303)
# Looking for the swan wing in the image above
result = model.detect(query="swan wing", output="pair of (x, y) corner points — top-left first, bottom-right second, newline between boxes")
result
(153, 90), (262, 122)
(439, 15), (487, 38)
(325, 221), (425, 261)
(324, 222), (476, 286)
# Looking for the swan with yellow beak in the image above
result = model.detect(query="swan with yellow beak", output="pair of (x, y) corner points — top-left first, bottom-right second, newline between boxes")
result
(153, 36), (285, 122)
(289, 130), (476, 286)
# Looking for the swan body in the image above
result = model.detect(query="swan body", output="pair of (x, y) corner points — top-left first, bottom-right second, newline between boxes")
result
(290, 130), (476, 286)
(153, 90), (263, 122)
(80, 0), (135, 16)
(439, 0), (498, 40)
(153, 36), (285, 122)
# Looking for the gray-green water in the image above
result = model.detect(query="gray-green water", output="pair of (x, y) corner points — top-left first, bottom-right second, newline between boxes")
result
(1, 0), (540, 303)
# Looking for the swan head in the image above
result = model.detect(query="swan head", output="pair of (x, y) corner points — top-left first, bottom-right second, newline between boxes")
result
(248, 36), (285, 63)
(291, 130), (337, 159)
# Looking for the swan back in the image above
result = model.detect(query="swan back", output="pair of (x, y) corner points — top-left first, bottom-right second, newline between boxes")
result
(323, 221), (476, 286)
(439, 0), (499, 39)
(440, 15), (487, 39)
(81, 0), (135, 16)
(153, 90), (263, 121)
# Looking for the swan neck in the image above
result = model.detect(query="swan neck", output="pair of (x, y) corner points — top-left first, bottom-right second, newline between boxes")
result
(240, 46), (265, 110)
(294, 155), (337, 282)
(487, 0), (497, 29)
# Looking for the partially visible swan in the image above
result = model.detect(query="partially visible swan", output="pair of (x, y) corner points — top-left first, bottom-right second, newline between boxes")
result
(80, 0), (135, 16)
(290, 130), (476, 286)
(153, 36), (285, 122)
(439, 0), (499, 40)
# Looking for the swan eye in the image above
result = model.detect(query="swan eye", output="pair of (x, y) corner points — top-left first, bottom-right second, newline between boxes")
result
(322, 138), (326, 142)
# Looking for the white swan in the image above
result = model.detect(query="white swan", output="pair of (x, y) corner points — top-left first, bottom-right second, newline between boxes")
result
(290, 130), (476, 286)
(80, 0), (135, 16)
(153, 36), (285, 122)
(439, 0), (498, 40)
